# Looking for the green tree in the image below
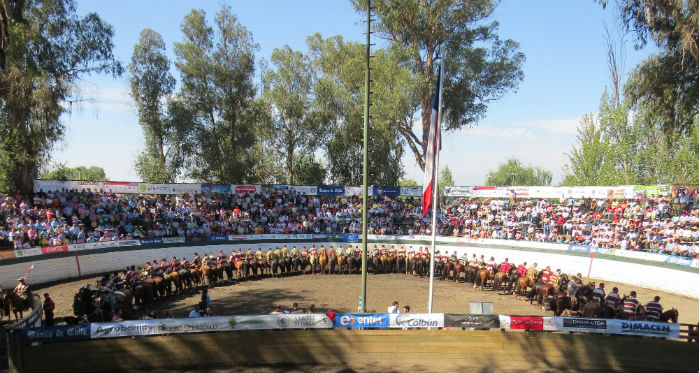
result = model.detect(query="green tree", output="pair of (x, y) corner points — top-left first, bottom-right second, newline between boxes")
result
(40, 164), (107, 181)
(292, 154), (327, 185)
(352, 0), (525, 170)
(174, 6), (260, 183)
(439, 165), (454, 187)
(129, 28), (193, 183)
(0, 0), (121, 194)
(599, 0), (698, 135)
(308, 34), (410, 185)
(485, 158), (552, 186)
(562, 113), (616, 186)
(260, 45), (326, 183)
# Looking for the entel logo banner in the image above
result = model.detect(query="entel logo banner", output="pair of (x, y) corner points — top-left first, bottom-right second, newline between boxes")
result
(334, 314), (389, 328)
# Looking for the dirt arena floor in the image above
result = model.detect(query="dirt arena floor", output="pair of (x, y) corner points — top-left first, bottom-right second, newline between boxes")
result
(26, 271), (699, 325)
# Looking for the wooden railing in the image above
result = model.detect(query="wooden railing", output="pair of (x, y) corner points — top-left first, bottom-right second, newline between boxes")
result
(679, 323), (698, 343)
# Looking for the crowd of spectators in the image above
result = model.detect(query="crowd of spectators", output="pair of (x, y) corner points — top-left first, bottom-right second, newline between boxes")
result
(0, 187), (697, 258)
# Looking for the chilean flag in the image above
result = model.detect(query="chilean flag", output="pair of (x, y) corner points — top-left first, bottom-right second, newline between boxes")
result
(422, 66), (442, 218)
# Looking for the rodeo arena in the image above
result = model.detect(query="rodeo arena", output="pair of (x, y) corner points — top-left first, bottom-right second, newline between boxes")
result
(0, 180), (697, 372)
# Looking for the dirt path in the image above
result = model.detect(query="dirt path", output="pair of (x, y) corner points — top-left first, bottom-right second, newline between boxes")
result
(26, 272), (698, 325)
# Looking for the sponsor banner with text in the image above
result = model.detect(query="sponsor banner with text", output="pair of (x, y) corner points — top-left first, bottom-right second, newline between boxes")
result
(68, 181), (104, 192)
(22, 324), (91, 344)
(344, 186), (363, 196)
(343, 233), (359, 243)
(201, 184), (231, 194)
(400, 186), (422, 197)
(41, 245), (68, 254)
(0, 250), (16, 260)
(140, 238), (163, 245)
(317, 185), (345, 196)
(444, 314), (500, 329)
(162, 237), (186, 244)
(138, 183), (171, 194)
(231, 184), (261, 194)
(498, 315), (544, 330)
(333, 313), (390, 328)
(389, 313), (444, 328)
(373, 186), (401, 197)
(104, 181), (139, 194)
(33, 180), (70, 193)
(13, 248), (43, 257)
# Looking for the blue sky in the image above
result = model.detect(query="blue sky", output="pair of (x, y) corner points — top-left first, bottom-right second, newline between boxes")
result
(56, 0), (656, 185)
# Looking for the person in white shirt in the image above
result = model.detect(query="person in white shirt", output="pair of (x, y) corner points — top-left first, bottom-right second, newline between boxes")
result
(387, 300), (399, 313)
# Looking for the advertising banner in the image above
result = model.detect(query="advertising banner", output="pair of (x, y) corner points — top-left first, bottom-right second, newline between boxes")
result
(13, 248), (43, 257)
(33, 180), (70, 193)
(344, 186), (363, 196)
(41, 245), (68, 254)
(544, 317), (680, 338)
(400, 186), (422, 197)
(373, 186), (401, 197)
(343, 233), (359, 243)
(170, 183), (201, 194)
(104, 181), (139, 194)
(389, 313), (444, 328)
(207, 235), (229, 241)
(0, 250), (16, 260)
(22, 324), (91, 344)
(289, 185), (318, 195)
(233, 184), (261, 194)
(140, 238), (163, 245)
(138, 183), (171, 194)
(665, 256), (696, 267)
(68, 181), (104, 192)
(90, 314), (332, 339)
(201, 184), (231, 194)
(162, 237), (186, 244)
(498, 315), (544, 330)
(318, 186), (345, 196)
(444, 314), (500, 329)
(333, 313), (390, 328)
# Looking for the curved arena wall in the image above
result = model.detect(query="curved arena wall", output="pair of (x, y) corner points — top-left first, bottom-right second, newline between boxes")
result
(0, 238), (697, 298)
(9, 329), (698, 373)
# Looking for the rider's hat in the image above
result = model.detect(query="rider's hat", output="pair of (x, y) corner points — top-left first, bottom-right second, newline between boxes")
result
(17, 277), (25, 281)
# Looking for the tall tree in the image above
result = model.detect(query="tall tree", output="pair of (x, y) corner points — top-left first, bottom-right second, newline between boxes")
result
(308, 34), (411, 185)
(439, 165), (454, 187)
(129, 28), (192, 183)
(485, 158), (552, 186)
(0, 0), (121, 194)
(599, 0), (698, 135)
(353, 0), (525, 170)
(260, 45), (326, 183)
(562, 113), (616, 186)
(174, 6), (260, 183)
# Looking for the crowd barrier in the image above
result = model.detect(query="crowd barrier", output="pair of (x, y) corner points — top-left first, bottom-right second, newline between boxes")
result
(0, 234), (697, 297)
(18, 313), (683, 345)
(32, 179), (699, 199)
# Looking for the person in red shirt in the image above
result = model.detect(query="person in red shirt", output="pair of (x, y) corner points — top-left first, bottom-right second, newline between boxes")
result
(540, 266), (552, 284)
(43, 293), (55, 326)
(498, 258), (511, 273)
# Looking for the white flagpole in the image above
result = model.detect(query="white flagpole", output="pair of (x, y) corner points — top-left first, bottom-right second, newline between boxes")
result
(428, 54), (445, 315)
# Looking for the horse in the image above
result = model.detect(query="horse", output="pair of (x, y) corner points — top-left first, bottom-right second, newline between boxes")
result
(454, 263), (465, 282)
(318, 252), (328, 275)
(346, 255), (357, 274)
(660, 308), (679, 323)
(300, 256), (310, 275)
(386, 255), (397, 273)
(222, 261), (234, 282)
(270, 258), (280, 278)
(309, 255), (318, 274)
(371, 256), (382, 274)
(582, 300), (602, 318)
(442, 262), (453, 281)
(189, 267), (202, 286)
(3, 291), (34, 320)
(234, 259), (245, 279)
(397, 255), (406, 274)
(494, 271), (510, 293)
(477, 268), (493, 290)
(336, 253), (346, 274)
(327, 252), (337, 275)
(573, 283), (595, 311)
(379, 254), (389, 274)
(282, 256), (293, 275)
(290, 256), (301, 275)
(516, 276), (534, 298)
(464, 265), (479, 286)
(528, 281), (555, 306)
(133, 279), (156, 308)
(200, 265), (214, 286)
(553, 295), (572, 316)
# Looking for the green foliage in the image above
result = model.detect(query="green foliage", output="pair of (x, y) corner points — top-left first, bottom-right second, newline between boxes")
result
(40, 164), (107, 181)
(308, 34), (407, 185)
(562, 113), (616, 186)
(439, 165), (454, 187)
(173, 5), (260, 184)
(292, 154), (327, 185)
(353, 0), (525, 170)
(485, 158), (552, 186)
(0, 0), (121, 194)
(599, 0), (698, 136)
(260, 45), (327, 183)
(129, 28), (193, 183)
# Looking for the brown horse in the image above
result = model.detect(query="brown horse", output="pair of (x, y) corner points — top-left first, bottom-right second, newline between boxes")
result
(318, 253), (328, 275)
(380, 255), (388, 273)
(234, 260), (244, 279)
(517, 276), (534, 297)
(494, 272), (510, 292)
(478, 269), (493, 290)
(454, 263), (465, 282)
(582, 300), (602, 318)
(528, 282), (555, 306)
(660, 308), (679, 323)
(336, 254), (345, 274)
(3, 291), (35, 320)
(444, 262), (454, 281)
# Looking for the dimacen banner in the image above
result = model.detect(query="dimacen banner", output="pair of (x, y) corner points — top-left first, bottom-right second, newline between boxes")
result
(90, 314), (332, 339)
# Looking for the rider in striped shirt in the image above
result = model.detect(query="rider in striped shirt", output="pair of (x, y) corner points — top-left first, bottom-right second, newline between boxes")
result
(644, 296), (663, 321)
(623, 291), (640, 319)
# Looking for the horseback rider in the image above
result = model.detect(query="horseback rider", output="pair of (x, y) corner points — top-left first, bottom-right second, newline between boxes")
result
(291, 246), (300, 258)
(327, 246), (335, 257)
(388, 245), (397, 257)
(644, 296), (663, 321)
(449, 251), (459, 264)
(371, 245), (380, 258)
(380, 245), (388, 257)
(397, 245), (406, 258)
(458, 252), (468, 266)
(604, 287), (621, 309)
(540, 266), (552, 284)
(245, 248), (255, 261)
(192, 252), (202, 267)
(345, 245), (354, 257)
(273, 246), (282, 259)
(591, 283), (606, 303)
(169, 256), (180, 272)
(477, 255), (486, 267)
(181, 257), (190, 270)
(468, 254), (478, 267)
(622, 291), (641, 319)
(548, 268), (560, 288)
(485, 257), (496, 273)
(255, 248), (264, 261)
(281, 246), (290, 258)
(217, 250), (227, 262)
(301, 246), (309, 258)
(526, 262), (538, 280)
(498, 258), (511, 274)
(14, 277), (30, 300)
